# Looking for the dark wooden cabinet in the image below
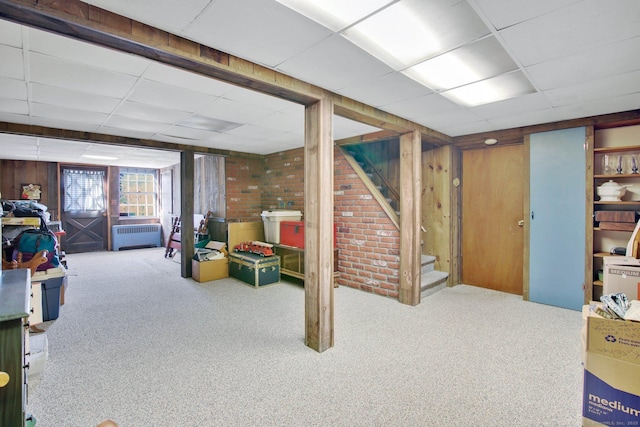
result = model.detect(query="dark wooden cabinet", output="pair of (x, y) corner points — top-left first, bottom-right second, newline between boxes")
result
(0, 269), (31, 427)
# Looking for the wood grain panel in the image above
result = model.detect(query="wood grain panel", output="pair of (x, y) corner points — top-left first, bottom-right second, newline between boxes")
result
(462, 145), (524, 295)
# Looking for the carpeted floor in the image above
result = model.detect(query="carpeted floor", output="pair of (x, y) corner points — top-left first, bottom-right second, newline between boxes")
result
(26, 248), (584, 426)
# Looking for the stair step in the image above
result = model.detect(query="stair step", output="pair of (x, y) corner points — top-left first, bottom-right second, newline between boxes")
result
(421, 254), (435, 274)
(421, 270), (448, 298)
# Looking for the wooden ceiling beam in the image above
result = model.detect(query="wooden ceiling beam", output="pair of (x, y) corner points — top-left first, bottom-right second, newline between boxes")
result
(0, 0), (453, 145)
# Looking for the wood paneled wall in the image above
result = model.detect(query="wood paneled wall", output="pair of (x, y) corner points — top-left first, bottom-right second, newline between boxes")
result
(1, 160), (58, 218)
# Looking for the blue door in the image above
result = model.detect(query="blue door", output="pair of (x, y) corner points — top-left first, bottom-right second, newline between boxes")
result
(529, 127), (586, 311)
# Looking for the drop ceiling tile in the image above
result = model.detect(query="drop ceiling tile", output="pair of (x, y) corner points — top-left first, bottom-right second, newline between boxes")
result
(0, 45), (24, 80)
(337, 72), (432, 108)
(223, 86), (297, 113)
(98, 124), (154, 140)
(226, 124), (289, 140)
(554, 92), (640, 121)
(114, 101), (193, 124)
(433, 119), (495, 137)
(31, 83), (121, 113)
(333, 116), (381, 139)
(470, 93), (551, 120)
(544, 69), (640, 107)
(277, 34), (394, 92)
(28, 27), (150, 76)
(197, 97), (274, 123)
(0, 112), (30, 125)
(487, 108), (560, 129)
(0, 19), (23, 48)
(0, 98), (28, 115)
(499, 0), (640, 66)
(80, 0), (211, 34)
(250, 110), (304, 134)
(262, 132), (303, 149)
(526, 36), (640, 91)
(104, 115), (172, 133)
(31, 102), (109, 125)
(0, 77), (27, 100)
(472, 0), (581, 30)
(128, 79), (217, 112)
(29, 116), (99, 134)
(160, 125), (222, 140)
(143, 63), (233, 97)
(381, 93), (460, 121)
(420, 109), (485, 131)
(30, 53), (138, 98)
(178, 115), (242, 133)
(182, 0), (333, 68)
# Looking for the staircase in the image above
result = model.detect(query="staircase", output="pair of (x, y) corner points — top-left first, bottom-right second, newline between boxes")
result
(341, 146), (449, 300)
(421, 256), (448, 298)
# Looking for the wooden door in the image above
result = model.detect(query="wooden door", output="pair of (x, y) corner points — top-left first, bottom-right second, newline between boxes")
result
(60, 166), (108, 253)
(529, 127), (586, 311)
(462, 145), (524, 294)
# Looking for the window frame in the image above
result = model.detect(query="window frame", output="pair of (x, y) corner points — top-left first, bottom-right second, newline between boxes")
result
(118, 168), (159, 218)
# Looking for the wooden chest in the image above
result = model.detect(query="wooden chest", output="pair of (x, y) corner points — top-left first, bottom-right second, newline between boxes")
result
(229, 252), (280, 288)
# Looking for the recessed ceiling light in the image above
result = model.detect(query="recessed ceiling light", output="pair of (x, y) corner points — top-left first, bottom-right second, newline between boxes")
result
(275, 0), (393, 31)
(440, 71), (535, 107)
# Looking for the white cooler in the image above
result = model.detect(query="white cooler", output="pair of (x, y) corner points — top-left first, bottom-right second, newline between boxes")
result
(261, 210), (302, 244)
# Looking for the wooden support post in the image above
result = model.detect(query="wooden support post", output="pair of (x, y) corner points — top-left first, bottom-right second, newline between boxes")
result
(399, 131), (422, 305)
(304, 98), (334, 352)
(180, 150), (195, 278)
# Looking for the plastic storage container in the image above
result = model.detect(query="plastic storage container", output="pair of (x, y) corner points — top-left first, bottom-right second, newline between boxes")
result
(261, 210), (302, 244)
(280, 221), (337, 248)
(40, 275), (65, 321)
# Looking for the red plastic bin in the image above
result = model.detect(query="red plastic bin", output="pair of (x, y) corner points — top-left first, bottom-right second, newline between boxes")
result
(279, 221), (336, 248)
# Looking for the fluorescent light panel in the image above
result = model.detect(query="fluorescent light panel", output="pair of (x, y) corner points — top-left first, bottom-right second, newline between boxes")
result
(403, 37), (518, 91)
(275, 0), (393, 31)
(440, 72), (536, 107)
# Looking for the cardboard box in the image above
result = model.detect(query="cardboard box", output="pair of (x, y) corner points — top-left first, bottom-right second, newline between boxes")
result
(582, 307), (640, 426)
(603, 256), (640, 300)
(192, 241), (228, 282)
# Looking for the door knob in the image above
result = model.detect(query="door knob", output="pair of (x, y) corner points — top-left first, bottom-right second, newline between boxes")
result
(0, 371), (10, 387)
(518, 220), (524, 227)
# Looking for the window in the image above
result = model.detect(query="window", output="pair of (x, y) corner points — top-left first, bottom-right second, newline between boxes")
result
(119, 169), (158, 217)
(63, 168), (106, 212)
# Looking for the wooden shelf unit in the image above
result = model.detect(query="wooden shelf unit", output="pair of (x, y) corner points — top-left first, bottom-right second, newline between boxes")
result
(272, 244), (339, 287)
(589, 123), (640, 302)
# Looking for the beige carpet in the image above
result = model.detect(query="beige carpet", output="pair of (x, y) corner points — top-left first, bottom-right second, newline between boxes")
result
(27, 248), (584, 426)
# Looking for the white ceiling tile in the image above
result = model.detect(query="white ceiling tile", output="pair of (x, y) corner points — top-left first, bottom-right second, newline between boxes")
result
(29, 53), (138, 98)
(526, 36), (640, 91)
(381, 93), (460, 121)
(472, 0), (581, 30)
(0, 112), (30, 125)
(250, 109), (304, 134)
(433, 120), (495, 137)
(470, 93), (551, 120)
(0, 19), (23, 48)
(0, 77), (27, 100)
(197, 97), (274, 123)
(499, 0), (640, 66)
(223, 86), (297, 112)
(333, 116), (381, 139)
(104, 115), (172, 133)
(96, 125), (154, 140)
(554, 92), (640, 121)
(544, 69), (640, 107)
(80, 0), (211, 34)
(0, 45), (24, 80)
(420, 109), (485, 131)
(182, 0), (333, 68)
(114, 101), (193, 124)
(29, 116), (99, 133)
(338, 72), (432, 108)
(31, 83), (121, 113)
(0, 98), (28, 115)
(128, 79), (217, 112)
(226, 124), (289, 140)
(177, 115), (242, 133)
(277, 34), (394, 92)
(28, 27), (150, 76)
(160, 125), (222, 140)
(31, 102), (109, 125)
(143, 62), (233, 97)
(487, 108), (561, 129)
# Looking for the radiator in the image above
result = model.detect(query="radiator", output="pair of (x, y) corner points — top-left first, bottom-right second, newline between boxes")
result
(112, 224), (162, 251)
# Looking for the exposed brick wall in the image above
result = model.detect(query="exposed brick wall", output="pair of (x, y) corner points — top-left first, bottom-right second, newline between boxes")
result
(263, 149), (305, 211)
(334, 148), (400, 298)
(262, 146), (401, 299)
(225, 156), (264, 222)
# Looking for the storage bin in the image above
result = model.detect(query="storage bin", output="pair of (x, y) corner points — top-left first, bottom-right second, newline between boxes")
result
(279, 221), (337, 249)
(261, 210), (302, 244)
(41, 275), (64, 321)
